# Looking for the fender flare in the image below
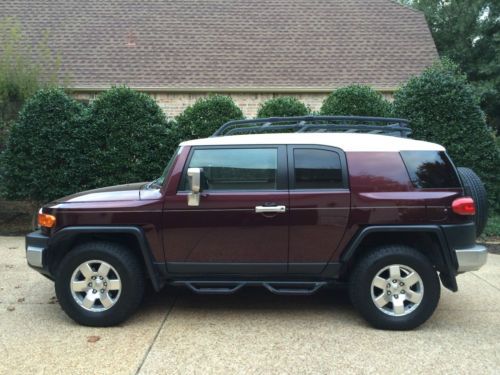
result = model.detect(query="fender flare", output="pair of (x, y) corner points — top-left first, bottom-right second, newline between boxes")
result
(339, 225), (458, 291)
(49, 226), (164, 291)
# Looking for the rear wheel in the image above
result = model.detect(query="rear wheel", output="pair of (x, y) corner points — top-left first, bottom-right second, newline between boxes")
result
(350, 245), (440, 330)
(55, 241), (145, 326)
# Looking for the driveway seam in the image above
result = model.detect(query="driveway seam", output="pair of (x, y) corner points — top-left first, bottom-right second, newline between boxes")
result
(135, 294), (178, 375)
(471, 272), (500, 292)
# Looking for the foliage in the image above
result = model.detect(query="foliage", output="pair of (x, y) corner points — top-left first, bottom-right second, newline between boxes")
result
(399, 1), (500, 132)
(0, 16), (61, 151)
(0, 89), (88, 204)
(482, 213), (500, 238)
(86, 87), (170, 187)
(256, 96), (310, 118)
(175, 95), (244, 139)
(320, 85), (392, 117)
(393, 60), (500, 210)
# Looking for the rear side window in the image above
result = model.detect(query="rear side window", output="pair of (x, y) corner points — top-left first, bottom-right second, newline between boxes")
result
(293, 148), (343, 189)
(184, 148), (278, 190)
(400, 151), (461, 188)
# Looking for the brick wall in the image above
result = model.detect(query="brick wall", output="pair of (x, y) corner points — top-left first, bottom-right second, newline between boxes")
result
(72, 91), (394, 119)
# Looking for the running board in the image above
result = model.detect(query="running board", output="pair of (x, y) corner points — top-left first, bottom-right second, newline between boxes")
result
(172, 281), (327, 295)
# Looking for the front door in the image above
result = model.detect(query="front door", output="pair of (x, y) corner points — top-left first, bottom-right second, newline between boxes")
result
(163, 145), (289, 274)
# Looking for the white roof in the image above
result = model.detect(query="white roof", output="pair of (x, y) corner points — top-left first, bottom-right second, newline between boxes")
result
(181, 133), (445, 152)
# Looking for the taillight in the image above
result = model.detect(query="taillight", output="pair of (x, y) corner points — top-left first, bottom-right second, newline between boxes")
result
(452, 197), (476, 215)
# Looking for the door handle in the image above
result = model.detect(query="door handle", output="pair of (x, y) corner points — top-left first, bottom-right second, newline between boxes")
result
(255, 205), (286, 213)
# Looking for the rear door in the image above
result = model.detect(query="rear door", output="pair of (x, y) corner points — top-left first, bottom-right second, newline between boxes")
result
(163, 145), (289, 274)
(287, 145), (350, 273)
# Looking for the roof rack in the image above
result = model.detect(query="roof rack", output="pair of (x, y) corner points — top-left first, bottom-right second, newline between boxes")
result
(211, 115), (411, 138)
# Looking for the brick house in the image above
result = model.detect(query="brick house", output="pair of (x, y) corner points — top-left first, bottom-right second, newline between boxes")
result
(1, 0), (438, 118)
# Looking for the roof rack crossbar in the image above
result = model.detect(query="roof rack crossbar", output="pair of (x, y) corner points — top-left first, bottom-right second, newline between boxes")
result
(212, 115), (411, 138)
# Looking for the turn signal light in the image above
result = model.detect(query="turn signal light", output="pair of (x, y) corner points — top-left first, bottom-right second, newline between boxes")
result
(452, 197), (476, 216)
(38, 211), (56, 228)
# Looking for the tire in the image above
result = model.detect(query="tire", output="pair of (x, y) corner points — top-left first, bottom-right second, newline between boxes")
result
(349, 245), (440, 330)
(55, 241), (145, 327)
(457, 167), (488, 237)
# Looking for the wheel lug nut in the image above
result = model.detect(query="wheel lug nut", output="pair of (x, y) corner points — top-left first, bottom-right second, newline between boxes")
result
(92, 289), (97, 293)
(100, 276), (104, 280)
(100, 289), (104, 293)
(387, 291), (391, 295)
(91, 276), (96, 280)
(386, 284), (391, 288)
(392, 279), (397, 283)
(400, 282), (404, 286)
(88, 283), (92, 287)
(401, 290), (405, 294)
(394, 294), (399, 299)
(104, 282), (107, 287)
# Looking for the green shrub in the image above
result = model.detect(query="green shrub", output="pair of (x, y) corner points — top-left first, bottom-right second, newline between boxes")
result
(393, 60), (500, 210)
(87, 87), (170, 187)
(257, 96), (309, 118)
(320, 85), (392, 117)
(175, 95), (243, 139)
(0, 88), (88, 204)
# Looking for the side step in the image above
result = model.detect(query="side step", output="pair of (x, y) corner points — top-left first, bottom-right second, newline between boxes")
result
(172, 281), (327, 295)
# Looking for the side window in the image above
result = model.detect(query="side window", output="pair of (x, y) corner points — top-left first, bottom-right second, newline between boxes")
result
(293, 148), (343, 189)
(400, 151), (461, 188)
(183, 148), (278, 190)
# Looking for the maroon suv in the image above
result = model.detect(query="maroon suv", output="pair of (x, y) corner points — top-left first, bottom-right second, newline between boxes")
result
(26, 116), (488, 330)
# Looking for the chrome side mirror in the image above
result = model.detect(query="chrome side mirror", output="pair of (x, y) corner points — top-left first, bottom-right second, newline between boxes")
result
(187, 167), (202, 206)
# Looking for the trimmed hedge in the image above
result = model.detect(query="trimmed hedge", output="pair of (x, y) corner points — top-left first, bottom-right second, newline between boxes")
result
(0, 89), (88, 203)
(175, 95), (243, 139)
(87, 87), (170, 187)
(257, 96), (309, 118)
(320, 85), (392, 117)
(393, 60), (500, 210)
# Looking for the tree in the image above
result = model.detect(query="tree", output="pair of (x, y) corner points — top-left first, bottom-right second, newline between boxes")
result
(175, 95), (244, 139)
(393, 60), (500, 210)
(0, 16), (61, 151)
(320, 85), (392, 117)
(257, 96), (310, 118)
(86, 87), (171, 187)
(0, 89), (88, 208)
(400, 1), (500, 132)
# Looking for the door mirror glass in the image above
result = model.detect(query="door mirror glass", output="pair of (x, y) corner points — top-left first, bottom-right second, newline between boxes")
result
(187, 167), (202, 206)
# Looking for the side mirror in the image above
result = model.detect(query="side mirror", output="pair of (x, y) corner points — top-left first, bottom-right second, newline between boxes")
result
(187, 167), (202, 206)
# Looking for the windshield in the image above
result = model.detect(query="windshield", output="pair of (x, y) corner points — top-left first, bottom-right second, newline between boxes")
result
(149, 147), (181, 188)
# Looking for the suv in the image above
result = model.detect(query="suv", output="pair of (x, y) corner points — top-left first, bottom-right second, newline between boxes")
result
(26, 116), (488, 330)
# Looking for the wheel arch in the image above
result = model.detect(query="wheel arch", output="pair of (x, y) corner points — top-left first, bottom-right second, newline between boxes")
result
(339, 225), (458, 291)
(48, 226), (164, 291)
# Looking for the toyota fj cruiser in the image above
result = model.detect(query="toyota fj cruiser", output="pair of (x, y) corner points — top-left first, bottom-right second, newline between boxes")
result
(26, 116), (488, 330)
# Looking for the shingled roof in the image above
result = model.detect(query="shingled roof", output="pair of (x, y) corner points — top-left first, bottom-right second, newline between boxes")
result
(0, 0), (438, 91)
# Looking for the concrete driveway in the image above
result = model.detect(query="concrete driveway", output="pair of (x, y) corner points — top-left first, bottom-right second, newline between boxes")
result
(1, 236), (499, 375)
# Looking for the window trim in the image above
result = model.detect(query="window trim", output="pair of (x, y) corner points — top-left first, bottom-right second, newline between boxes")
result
(287, 145), (349, 190)
(178, 145), (288, 192)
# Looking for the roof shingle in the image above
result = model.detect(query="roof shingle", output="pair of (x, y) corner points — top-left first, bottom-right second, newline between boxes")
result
(0, 0), (439, 90)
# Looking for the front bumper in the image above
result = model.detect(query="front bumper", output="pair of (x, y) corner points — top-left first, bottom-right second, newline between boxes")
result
(456, 244), (488, 273)
(26, 230), (49, 271)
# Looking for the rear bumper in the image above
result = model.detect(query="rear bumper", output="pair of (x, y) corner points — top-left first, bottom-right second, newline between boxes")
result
(26, 231), (52, 277)
(456, 245), (488, 273)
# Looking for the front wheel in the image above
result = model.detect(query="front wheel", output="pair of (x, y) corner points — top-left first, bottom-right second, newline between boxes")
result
(55, 241), (145, 326)
(349, 245), (440, 330)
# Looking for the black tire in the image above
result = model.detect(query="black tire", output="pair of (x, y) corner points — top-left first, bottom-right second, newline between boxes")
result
(55, 241), (145, 327)
(457, 167), (488, 237)
(349, 245), (440, 330)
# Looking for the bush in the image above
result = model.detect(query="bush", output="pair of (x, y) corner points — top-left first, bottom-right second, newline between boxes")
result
(320, 85), (392, 117)
(87, 87), (170, 187)
(256, 96), (309, 118)
(0, 88), (88, 204)
(175, 95), (243, 139)
(393, 60), (500, 210)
